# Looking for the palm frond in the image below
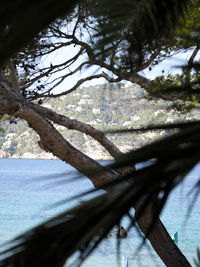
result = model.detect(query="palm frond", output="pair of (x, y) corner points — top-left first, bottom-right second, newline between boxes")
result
(0, 0), (78, 63)
(194, 248), (200, 267)
(0, 121), (200, 266)
(105, 120), (200, 134)
(89, 0), (189, 70)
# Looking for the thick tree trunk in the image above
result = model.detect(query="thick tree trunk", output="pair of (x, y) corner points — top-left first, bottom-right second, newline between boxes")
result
(0, 95), (191, 266)
(135, 199), (191, 267)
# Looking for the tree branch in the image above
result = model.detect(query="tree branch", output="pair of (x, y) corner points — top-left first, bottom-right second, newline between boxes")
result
(131, 48), (162, 73)
(185, 46), (200, 84)
(126, 73), (151, 90)
(32, 103), (123, 159)
(0, 92), (191, 267)
(40, 72), (121, 98)
(0, 95), (117, 187)
(24, 48), (85, 90)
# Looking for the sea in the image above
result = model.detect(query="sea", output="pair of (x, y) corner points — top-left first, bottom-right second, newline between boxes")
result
(0, 158), (199, 267)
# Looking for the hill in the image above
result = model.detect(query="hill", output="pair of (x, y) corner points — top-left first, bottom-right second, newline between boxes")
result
(0, 83), (198, 160)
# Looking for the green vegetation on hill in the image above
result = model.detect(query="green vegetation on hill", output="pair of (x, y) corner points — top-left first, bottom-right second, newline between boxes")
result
(0, 83), (199, 159)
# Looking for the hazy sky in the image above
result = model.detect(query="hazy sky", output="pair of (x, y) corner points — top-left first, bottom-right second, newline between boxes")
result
(41, 44), (197, 94)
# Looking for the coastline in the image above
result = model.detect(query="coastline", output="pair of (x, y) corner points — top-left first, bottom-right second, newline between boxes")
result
(0, 152), (112, 161)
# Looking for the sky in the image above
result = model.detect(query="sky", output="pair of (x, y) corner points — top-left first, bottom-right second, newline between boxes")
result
(39, 42), (198, 95)
(142, 52), (194, 79)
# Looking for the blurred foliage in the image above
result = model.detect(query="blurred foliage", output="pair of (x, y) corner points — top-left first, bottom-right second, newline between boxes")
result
(194, 248), (200, 267)
(177, 0), (200, 48)
(0, 0), (78, 63)
(87, 0), (189, 70)
(4, 0), (200, 102)
(1, 118), (200, 266)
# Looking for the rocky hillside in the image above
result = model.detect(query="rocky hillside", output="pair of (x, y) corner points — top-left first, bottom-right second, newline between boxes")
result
(0, 83), (198, 160)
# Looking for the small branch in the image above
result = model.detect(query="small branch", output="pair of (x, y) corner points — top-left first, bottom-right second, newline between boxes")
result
(29, 61), (90, 99)
(33, 41), (74, 57)
(188, 46), (200, 65)
(131, 49), (161, 73)
(49, 26), (74, 39)
(72, 11), (81, 36)
(101, 71), (121, 83)
(41, 72), (122, 99)
(185, 46), (200, 85)
(24, 48), (85, 89)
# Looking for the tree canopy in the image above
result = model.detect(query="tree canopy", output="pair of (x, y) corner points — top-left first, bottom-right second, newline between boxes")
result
(5, 0), (200, 103)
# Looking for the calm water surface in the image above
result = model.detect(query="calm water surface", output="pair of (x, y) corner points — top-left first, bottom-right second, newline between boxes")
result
(0, 158), (199, 266)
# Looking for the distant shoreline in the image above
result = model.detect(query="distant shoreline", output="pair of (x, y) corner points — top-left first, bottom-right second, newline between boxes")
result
(0, 155), (112, 161)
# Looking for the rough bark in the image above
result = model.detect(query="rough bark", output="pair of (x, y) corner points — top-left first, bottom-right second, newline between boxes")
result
(0, 93), (191, 266)
(7, 59), (21, 94)
(134, 199), (191, 267)
(31, 103), (122, 159)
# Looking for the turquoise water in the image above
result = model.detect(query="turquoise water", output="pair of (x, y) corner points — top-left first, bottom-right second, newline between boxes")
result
(0, 158), (199, 266)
